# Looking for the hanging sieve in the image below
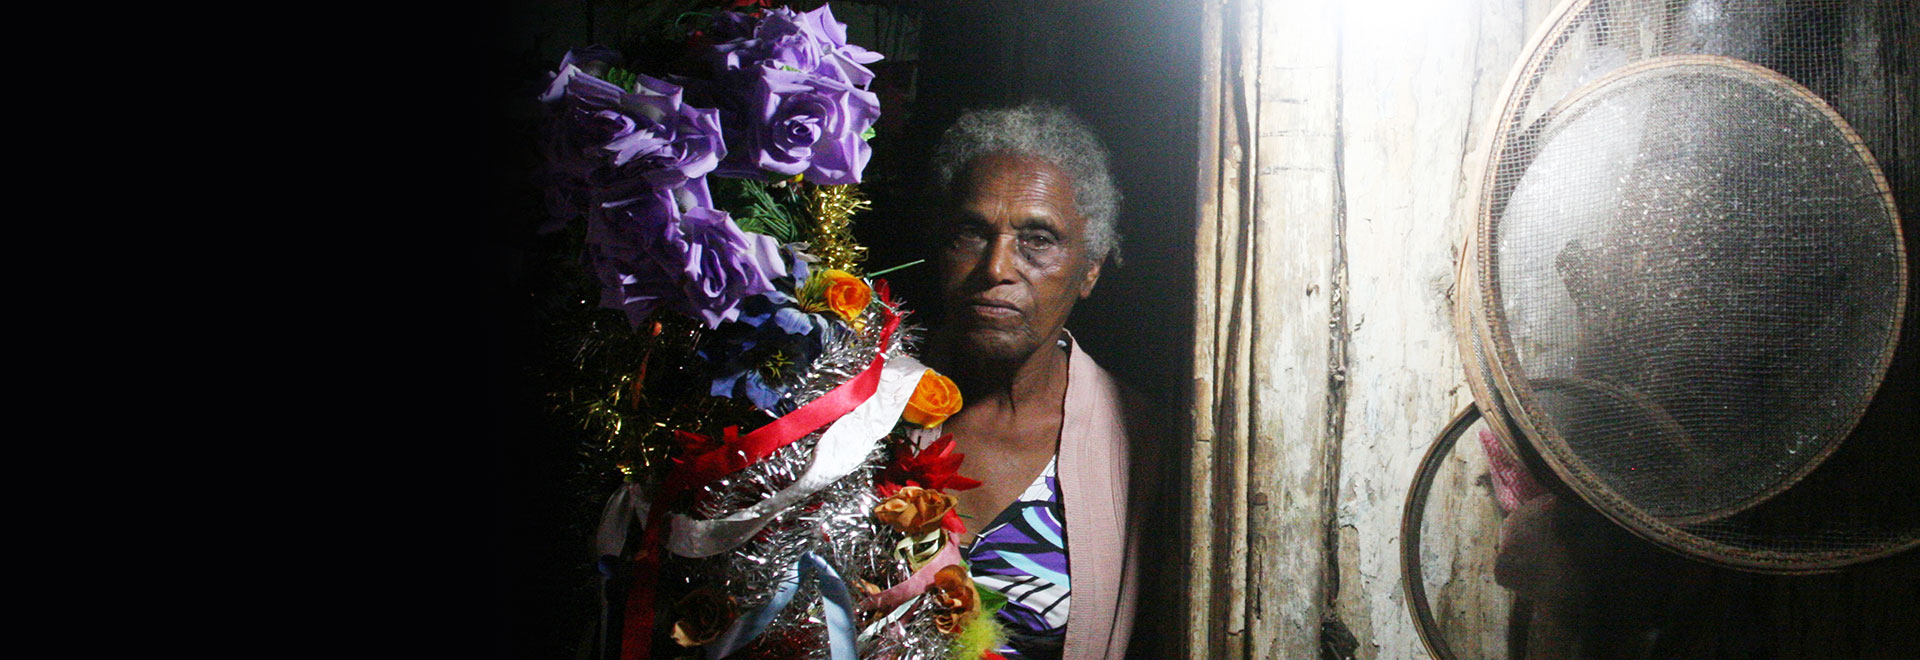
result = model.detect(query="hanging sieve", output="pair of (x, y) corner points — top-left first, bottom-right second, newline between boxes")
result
(1465, 0), (1915, 572)
(1454, 226), (1554, 484)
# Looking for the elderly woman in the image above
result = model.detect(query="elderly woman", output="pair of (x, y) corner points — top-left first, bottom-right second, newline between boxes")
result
(923, 102), (1162, 660)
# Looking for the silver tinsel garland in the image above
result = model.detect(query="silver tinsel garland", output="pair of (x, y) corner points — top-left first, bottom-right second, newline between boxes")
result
(659, 301), (954, 660)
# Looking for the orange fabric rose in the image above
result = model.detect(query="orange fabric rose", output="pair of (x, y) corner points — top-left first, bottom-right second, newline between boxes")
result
(904, 369), (963, 427)
(821, 269), (872, 326)
(929, 564), (980, 635)
(873, 485), (957, 535)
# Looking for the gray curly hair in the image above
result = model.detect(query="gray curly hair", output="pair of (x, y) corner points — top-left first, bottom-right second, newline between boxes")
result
(932, 102), (1123, 264)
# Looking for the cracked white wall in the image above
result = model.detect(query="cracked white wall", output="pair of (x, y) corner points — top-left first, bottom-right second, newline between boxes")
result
(1329, 0), (1555, 658)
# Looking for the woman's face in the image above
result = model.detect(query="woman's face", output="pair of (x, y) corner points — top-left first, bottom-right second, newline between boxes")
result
(937, 151), (1103, 366)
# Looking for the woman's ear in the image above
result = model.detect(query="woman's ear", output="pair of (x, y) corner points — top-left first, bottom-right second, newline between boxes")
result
(1078, 256), (1103, 299)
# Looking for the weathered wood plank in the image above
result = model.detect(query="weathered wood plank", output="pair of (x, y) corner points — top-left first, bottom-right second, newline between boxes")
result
(1247, 3), (1343, 660)
(1186, 0), (1226, 657)
(1217, 0), (1260, 656)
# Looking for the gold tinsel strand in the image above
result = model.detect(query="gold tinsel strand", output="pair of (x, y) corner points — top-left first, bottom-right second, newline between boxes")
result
(807, 183), (869, 274)
(544, 311), (761, 482)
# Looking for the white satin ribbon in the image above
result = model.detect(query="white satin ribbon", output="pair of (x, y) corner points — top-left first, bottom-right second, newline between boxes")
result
(666, 355), (928, 558)
(591, 481), (650, 658)
(594, 482), (650, 559)
(858, 594), (922, 643)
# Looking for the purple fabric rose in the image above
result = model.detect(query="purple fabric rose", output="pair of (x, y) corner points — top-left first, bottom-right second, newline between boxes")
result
(537, 104), (630, 228)
(587, 179), (790, 328)
(537, 50), (631, 226)
(595, 74), (728, 191)
(729, 67), (879, 185)
(542, 59), (728, 201)
(540, 49), (623, 101)
(787, 5), (882, 86)
(546, 105), (633, 178)
(710, 5), (882, 86)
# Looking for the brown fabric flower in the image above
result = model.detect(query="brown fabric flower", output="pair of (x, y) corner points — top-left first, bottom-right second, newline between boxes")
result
(928, 564), (980, 636)
(852, 577), (886, 627)
(670, 588), (736, 647)
(873, 486), (956, 535)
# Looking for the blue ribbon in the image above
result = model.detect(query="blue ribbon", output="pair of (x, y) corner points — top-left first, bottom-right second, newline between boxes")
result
(706, 552), (858, 660)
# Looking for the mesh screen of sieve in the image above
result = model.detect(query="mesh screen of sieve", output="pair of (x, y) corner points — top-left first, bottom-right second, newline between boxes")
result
(1484, 56), (1905, 524)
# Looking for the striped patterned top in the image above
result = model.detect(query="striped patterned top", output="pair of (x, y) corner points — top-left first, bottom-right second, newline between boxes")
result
(964, 457), (1069, 660)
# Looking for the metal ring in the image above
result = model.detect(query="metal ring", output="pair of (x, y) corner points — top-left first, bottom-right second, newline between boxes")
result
(1401, 403), (1483, 660)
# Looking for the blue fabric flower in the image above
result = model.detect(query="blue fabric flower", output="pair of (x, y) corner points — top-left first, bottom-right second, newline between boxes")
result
(703, 254), (841, 412)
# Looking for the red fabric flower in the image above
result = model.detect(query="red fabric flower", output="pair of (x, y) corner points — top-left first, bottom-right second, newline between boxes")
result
(880, 434), (984, 493)
(940, 508), (966, 536)
(673, 427), (750, 475)
(674, 428), (727, 458)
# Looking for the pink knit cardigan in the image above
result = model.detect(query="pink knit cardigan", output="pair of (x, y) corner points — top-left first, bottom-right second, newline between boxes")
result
(1057, 336), (1150, 660)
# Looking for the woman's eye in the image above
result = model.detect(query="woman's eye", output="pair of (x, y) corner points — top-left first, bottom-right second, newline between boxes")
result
(948, 228), (988, 250)
(1020, 233), (1057, 249)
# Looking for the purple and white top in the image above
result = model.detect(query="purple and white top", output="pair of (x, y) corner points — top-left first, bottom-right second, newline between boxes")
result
(964, 457), (1069, 660)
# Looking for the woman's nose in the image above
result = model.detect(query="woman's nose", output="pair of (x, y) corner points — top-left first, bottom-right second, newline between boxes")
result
(981, 234), (1020, 283)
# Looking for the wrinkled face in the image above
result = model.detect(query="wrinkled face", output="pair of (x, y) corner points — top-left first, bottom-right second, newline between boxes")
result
(937, 152), (1102, 365)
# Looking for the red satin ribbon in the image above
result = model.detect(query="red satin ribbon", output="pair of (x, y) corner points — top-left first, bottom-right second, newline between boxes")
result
(620, 305), (901, 660)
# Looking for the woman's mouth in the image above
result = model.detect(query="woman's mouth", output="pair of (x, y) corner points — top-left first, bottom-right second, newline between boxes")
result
(967, 300), (1021, 319)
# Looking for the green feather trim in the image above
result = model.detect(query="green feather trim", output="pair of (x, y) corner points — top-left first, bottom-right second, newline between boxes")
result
(950, 586), (1009, 660)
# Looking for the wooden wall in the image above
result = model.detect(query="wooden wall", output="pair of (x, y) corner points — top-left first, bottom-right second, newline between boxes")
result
(1187, 1), (1564, 658)
(1189, 1), (1917, 659)
(1330, 0), (1559, 657)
